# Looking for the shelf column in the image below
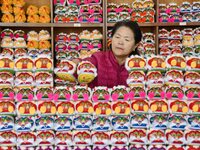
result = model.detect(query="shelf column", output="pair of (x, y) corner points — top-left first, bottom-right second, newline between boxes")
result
(156, 26), (159, 54)
(50, 0), (54, 23)
(103, 0), (107, 51)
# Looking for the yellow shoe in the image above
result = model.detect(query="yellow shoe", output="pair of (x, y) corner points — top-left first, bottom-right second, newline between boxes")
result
(56, 72), (76, 83)
(78, 73), (95, 84)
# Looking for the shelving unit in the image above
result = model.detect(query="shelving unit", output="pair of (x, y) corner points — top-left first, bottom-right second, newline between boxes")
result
(0, 0), (199, 54)
(0, 1), (199, 149)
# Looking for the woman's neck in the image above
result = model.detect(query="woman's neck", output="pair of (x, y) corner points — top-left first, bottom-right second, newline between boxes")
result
(115, 56), (126, 65)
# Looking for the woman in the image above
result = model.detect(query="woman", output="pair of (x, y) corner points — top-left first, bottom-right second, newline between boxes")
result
(75, 20), (142, 88)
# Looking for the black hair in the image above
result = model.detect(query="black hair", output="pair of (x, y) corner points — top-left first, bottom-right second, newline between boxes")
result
(111, 20), (142, 55)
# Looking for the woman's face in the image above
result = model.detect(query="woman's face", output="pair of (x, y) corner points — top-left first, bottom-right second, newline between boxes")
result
(112, 26), (136, 58)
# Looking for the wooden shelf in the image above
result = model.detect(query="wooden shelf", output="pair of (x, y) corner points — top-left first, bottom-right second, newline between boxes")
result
(52, 23), (104, 27)
(2, 22), (199, 28)
(158, 22), (200, 27)
(107, 23), (158, 27)
(0, 23), (104, 28)
(108, 22), (200, 27)
(0, 23), (52, 27)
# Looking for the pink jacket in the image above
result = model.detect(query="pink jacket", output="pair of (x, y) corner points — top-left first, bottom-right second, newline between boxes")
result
(84, 50), (129, 88)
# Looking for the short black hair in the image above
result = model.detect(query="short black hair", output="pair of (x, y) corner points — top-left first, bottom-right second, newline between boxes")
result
(111, 20), (142, 55)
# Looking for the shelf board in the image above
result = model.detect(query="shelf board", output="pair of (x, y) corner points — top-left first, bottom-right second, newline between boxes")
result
(0, 23), (52, 27)
(107, 23), (158, 27)
(52, 23), (104, 27)
(1, 22), (199, 28)
(0, 23), (104, 27)
(107, 22), (200, 27)
(158, 22), (200, 27)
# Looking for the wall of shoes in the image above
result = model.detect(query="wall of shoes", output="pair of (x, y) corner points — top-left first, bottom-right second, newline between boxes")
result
(0, 0), (199, 150)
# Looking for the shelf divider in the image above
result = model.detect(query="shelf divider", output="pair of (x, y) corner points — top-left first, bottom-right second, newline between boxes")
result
(0, 23), (52, 27)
